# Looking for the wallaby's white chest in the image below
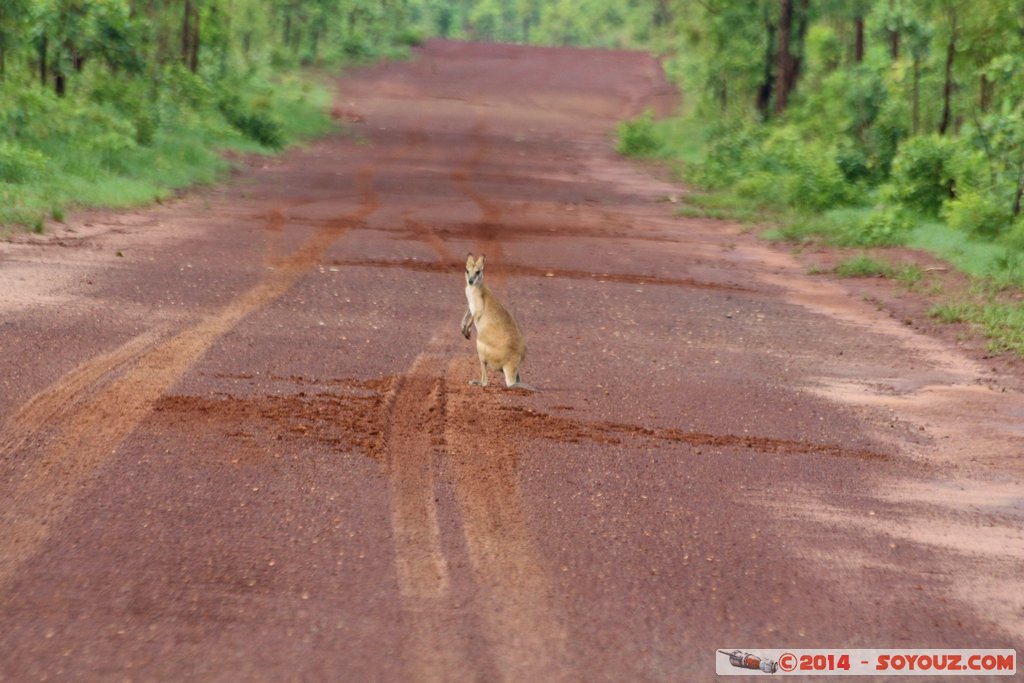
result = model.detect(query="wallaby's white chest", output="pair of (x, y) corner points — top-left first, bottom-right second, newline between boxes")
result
(466, 284), (480, 317)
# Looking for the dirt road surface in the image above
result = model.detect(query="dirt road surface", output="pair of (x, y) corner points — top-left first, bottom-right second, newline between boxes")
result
(1, 40), (1022, 681)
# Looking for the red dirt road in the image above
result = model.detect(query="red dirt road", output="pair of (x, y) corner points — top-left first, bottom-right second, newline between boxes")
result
(1, 40), (1022, 681)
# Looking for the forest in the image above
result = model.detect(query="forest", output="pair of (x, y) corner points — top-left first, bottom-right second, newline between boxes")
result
(0, 0), (420, 229)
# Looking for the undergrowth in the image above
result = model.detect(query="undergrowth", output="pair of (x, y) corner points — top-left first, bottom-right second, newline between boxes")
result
(0, 72), (335, 234)
(617, 113), (1024, 357)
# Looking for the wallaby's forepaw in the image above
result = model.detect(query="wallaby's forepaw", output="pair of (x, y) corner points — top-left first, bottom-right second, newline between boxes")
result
(461, 327), (471, 340)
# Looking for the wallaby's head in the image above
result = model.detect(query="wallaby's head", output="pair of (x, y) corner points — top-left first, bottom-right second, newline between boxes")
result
(465, 253), (485, 286)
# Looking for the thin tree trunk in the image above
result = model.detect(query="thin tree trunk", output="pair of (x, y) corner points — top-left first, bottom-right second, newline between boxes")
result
(189, 4), (200, 73)
(854, 16), (865, 62)
(1013, 163), (1024, 218)
(979, 74), (992, 112)
(654, 0), (672, 27)
(912, 58), (920, 134)
(775, 0), (795, 115)
(182, 0), (193, 67)
(756, 5), (777, 117)
(793, 0), (809, 80)
(938, 21), (957, 135)
(38, 36), (47, 86)
(889, 29), (900, 58)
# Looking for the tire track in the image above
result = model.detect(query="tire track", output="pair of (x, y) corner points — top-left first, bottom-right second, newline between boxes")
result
(0, 326), (169, 464)
(0, 167), (379, 584)
(443, 358), (571, 682)
(380, 342), (479, 682)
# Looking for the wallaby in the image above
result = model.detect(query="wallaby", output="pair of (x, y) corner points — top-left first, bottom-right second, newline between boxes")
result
(460, 254), (534, 390)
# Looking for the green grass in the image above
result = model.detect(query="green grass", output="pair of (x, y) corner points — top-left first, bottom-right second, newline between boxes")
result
(677, 191), (775, 223)
(834, 254), (896, 278)
(930, 299), (1024, 354)
(906, 221), (1024, 289)
(0, 74), (335, 235)
(894, 263), (924, 287)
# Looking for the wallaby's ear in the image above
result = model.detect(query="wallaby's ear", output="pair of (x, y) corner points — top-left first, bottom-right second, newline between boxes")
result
(465, 253), (475, 269)
(477, 254), (486, 269)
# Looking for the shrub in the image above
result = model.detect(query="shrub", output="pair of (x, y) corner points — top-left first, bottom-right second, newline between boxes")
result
(395, 27), (426, 47)
(890, 135), (958, 215)
(854, 204), (915, 245)
(943, 190), (1013, 238)
(218, 95), (284, 149)
(616, 110), (660, 157)
(999, 216), (1024, 251)
(0, 141), (47, 183)
(690, 118), (763, 189)
(86, 131), (138, 172)
(734, 126), (855, 211)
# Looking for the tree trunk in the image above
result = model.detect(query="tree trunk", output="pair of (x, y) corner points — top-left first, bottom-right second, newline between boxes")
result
(889, 29), (900, 58)
(182, 0), (193, 67)
(55, 71), (65, 96)
(793, 0), (809, 81)
(774, 0), (795, 115)
(1013, 162), (1024, 217)
(0, 47), (5, 78)
(38, 36), (47, 87)
(189, 4), (200, 73)
(912, 58), (920, 134)
(653, 0), (672, 27)
(756, 5), (777, 117)
(979, 74), (992, 113)
(938, 21), (957, 135)
(854, 16), (865, 62)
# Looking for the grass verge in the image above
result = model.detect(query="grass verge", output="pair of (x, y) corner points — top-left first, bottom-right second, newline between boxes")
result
(617, 113), (1024, 357)
(1, 73), (336, 235)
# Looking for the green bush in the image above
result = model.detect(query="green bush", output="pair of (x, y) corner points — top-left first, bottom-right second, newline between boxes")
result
(890, 135), (958, 215)
(616, 110), (660, 157)
(999, 217), (1024, 251)
(733, 126), (855, 211)
(690, 119), (764, 189)
(395, 27), (426, 47)
(218, 94), (284, 149)
(943, 190), (1013, 238)
(0, 141), (47, 183)
(854, 204), (915, 245)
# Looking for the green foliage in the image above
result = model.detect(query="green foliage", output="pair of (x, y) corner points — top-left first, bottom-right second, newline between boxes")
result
(218, 94), (284, 149)
(689, 118), (764, 189)
(616, 110), (659, 157)
(855, 204), (915, 246)
(943, 189), (1013, 238)
(0, 141), (46, 183)
(835, 254), (896, 278)
(890, 135), (959, 215)
(734, 126), (856, 211)
(0, 0), (421, 232)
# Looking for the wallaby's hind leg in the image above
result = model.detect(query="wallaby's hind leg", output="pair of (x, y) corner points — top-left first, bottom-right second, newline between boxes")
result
(470, 356), (489, 386)
(503, 363), (536, 391)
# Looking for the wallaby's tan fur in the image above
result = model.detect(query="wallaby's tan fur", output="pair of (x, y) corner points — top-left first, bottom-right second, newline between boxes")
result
(460, 254), (533, 390)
